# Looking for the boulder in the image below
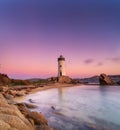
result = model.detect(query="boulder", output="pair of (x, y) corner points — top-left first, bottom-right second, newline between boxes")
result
(99, 73), (115, 85)
(57, 76), (72, 83)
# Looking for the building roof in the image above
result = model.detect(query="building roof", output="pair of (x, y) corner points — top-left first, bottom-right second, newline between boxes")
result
(58, 55), (65, 61)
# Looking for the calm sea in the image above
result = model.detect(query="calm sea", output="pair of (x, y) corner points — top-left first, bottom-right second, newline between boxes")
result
(23, 85), (120, 130)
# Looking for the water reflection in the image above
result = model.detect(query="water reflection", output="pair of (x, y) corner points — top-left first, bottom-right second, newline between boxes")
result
(98, 86), (108, 101)
(24, 85), (120, 130)
(58, 87), (63, 105)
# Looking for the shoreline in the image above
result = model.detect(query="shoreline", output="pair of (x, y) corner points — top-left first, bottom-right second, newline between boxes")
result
(13, 83), (79, 102)
(1, 83), (77, 130)
(1, 83), (120, 130)
(12, 83), (80, 130)
(7, 83), (119, 103)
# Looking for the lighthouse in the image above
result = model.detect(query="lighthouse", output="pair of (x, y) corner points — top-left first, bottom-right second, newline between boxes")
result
(58, 55), (66, 77)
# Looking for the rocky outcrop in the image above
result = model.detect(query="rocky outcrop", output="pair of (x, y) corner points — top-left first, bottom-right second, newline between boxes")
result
(16, 103), (48, 125)
(16, 103), (57, 130)
(0, 85), (46, 99)
(47, 76), (74, 84)
(0, 73), (32, 86)
(57, 76), (72, 83)
(99, 73), (115, 85)
(0, 74), (11, 86)
(0, 93), (34, 130)
(0, 93), (56, 130)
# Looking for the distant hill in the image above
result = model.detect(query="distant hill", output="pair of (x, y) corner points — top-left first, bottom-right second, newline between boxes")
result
(28, 75), (120, 85)
(27, 78), (44, 82)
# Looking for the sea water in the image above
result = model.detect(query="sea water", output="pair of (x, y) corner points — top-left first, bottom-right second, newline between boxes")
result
(23, 85), (120, 130)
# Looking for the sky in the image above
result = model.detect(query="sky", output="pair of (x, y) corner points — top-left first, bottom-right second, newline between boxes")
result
(0, 0), (120, 79)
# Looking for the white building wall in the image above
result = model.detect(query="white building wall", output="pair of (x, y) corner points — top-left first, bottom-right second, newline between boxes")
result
(58, 59), (66, 77)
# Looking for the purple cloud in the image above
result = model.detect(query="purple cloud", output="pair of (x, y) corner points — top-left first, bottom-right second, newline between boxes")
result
(84, 59), (94, 64)
(97, 62), (103, 66)
(107, 57), (120, 63)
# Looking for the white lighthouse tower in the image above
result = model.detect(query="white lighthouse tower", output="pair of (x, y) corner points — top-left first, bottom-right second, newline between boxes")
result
(58, 55), (66, 77)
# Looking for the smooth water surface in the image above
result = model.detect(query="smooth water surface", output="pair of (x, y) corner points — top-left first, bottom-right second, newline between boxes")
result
(24, 85), (120, 130)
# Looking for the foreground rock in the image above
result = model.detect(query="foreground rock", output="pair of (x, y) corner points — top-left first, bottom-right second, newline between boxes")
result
(0, 94), (56, 130)
(0, 85), (45, 99)
(16, 103), (57, 130)
(99, 73), (115, 85)
(0, 93), (34, 130)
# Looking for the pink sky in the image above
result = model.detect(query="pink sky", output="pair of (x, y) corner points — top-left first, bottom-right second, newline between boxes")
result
(0, 1), (120, 79)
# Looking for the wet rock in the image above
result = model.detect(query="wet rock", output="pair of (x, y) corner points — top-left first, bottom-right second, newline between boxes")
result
(85, 123), (97, 130)
(99, 73), (115, 85)
(28, 99), (35, 103)
(51, 106), (55, 110)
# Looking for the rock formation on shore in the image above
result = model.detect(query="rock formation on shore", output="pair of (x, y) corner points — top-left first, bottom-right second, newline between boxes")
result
(0, 93), (34, 130)
(0, 74), (11, 86)
(0, 93), (57, 130)
(57, 76), (72, 83)
(99, 73), (115, 85)
(47, 76), (81, 84)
